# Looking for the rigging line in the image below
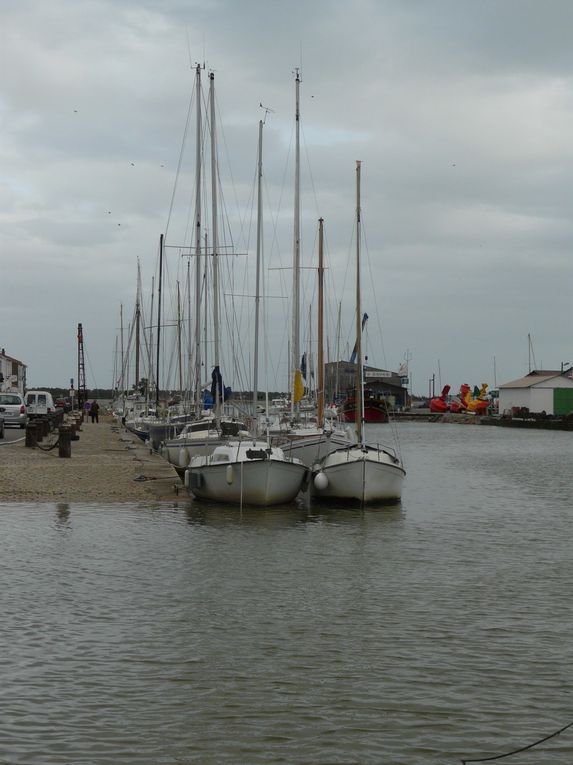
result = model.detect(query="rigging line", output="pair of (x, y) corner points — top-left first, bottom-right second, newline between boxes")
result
(83, 346), (98, 392)
(213, 89), (245, 253)
(361, 213), (403, 457)
(165, 72), (198, 238)
(461, 718), (573, 764)
(300, 120), (322, 224)
(335, 217), (358, 358)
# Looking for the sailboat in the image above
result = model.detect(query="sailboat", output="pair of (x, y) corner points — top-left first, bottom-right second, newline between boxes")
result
(274, 69), (352, 467)
(184, 107), (308, 507)
(156, 65), (251, 475)
(311, 161), (406, 504)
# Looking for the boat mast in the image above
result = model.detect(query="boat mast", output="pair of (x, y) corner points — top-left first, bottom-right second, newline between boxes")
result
(135, 260), (141, 388)
(355, 160), (363, 445)
(194, 63), (203, 415)
(148, 276), (155, 401)
(186, 260), (192, 406)
(119, 304), (125, 393)
(209, 71), (221, 422)
(253, 117), (264, 419)
(291, 68), (302, 419)
(317, 217), (325, 428)
(176, 280), (183, 394)
(203, 230), (209, 385)
(308, 303), (312, 402)
(335, 301), (341, 402)
(155, 233), (164, 410)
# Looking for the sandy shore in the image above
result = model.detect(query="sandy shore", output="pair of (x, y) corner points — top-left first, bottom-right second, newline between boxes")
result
(0, 415), (186, 503)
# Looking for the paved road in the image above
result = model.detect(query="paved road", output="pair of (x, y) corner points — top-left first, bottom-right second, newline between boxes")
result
(0, 424), (26, 445)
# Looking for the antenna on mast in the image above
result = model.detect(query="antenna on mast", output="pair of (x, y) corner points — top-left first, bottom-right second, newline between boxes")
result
(259, 102), (274, 123)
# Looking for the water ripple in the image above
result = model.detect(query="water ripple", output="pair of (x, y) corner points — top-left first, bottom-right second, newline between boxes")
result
(1, 425), (573, 763)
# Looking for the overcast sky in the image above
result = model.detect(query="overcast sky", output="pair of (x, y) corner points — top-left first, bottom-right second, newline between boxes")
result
(2, 0), (572, 396)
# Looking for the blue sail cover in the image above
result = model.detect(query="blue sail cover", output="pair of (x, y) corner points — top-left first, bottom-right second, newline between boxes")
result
(211, 365), (223, 403)
(349, 313), (369, 364)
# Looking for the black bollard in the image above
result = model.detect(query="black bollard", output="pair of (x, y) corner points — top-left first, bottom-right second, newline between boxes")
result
(58, 426), (72, 458)
(25, 421), (38, 448)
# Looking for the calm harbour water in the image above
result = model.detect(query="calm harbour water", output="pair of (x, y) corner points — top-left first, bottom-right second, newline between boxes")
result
(1, 422), (573, 765)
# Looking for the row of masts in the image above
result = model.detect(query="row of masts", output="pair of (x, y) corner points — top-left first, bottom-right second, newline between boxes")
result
(114, 67), (367, 439)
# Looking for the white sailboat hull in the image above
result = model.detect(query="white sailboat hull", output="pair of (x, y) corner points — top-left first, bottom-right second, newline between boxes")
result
(161, 420), (250, 475)
(163, 433), (228, 473)
(312, 445), (405, 504)
(277, 430), (353, 468)
(184, 442), (308, 507)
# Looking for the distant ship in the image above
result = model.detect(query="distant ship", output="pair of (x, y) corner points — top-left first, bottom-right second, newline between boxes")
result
(340, 387), (389, 423)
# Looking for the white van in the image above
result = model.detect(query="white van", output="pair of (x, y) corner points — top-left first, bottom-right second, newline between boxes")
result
(25, 390), (56, 418)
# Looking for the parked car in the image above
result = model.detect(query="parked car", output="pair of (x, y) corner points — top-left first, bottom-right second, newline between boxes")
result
(0, 392), (28, 428)
(25, 390), (56, 418)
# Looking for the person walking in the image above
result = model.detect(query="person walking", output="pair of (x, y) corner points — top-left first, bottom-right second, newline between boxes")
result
(90, 400), (100, 423)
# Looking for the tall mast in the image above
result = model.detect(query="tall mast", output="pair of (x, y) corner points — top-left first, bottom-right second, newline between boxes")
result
(135, 261), (141, 388)
(176, 281), (183, 393)
(203, 230), (209, 381)
(148, 276), (155, 398)
(186, 260), (192, 404)
(355, 160), (363, 445)
(291, 69), (302, 418)
(119, 304), (124, 392)
(194, 63), (203, 414)
(209, 71), (221, 420)
(317, 217), (325, 428)
(335, 301), (341, 401)
(308, 303), (312, 400)
(156, 233), (164, 410)
(253, 117), (264, 417)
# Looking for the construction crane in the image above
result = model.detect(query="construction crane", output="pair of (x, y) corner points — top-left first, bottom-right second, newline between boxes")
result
(77, 323), (88, 409)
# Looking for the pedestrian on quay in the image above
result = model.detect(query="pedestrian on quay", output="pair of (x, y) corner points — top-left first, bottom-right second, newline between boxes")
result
(90, 400), (100, 423)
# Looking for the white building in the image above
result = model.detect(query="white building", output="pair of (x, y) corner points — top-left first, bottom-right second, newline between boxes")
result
(498, 370), (573, 416)
(0, 349), (27, 394)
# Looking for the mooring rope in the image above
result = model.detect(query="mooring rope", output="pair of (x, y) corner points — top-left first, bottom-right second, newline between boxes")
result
(35, 437), (61, 452)
(461, 718), (573, 763)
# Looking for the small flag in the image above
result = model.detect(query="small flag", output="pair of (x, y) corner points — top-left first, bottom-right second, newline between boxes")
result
(293, 369), (304, 403)
(350, 313), (369, 363)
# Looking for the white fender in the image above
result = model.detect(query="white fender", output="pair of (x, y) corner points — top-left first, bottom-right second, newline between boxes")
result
(314, 471), (329, 490)
(226, 464), (234, 484)
(178, 447), (190, 468)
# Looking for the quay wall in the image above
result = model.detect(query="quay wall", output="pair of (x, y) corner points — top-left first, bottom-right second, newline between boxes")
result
(0, 415), (184, 503)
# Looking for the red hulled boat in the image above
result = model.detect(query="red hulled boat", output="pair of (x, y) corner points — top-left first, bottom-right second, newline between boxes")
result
(341, 388), (389, 423)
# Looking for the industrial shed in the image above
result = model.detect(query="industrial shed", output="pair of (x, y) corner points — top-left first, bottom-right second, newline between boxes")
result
(498, 370), (573, 416)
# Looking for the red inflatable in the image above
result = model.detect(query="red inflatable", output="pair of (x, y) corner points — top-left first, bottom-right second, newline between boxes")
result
(430, 385), (450, 413)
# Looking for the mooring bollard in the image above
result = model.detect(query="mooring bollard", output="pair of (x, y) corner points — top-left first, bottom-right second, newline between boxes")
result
(35, 420), (44, 443)
(58, 426), (72, 458)
(25, 421), (38, 448)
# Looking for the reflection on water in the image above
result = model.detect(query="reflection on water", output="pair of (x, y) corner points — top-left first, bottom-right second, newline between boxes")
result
(183, 498), (404, 530)
(54, 502), (71, 531)
(1, 423), (573, 764)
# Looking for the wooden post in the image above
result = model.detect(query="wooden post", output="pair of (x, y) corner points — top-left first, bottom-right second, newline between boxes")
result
(58, 426), (72, 458)
(25, 421), (38, 448)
